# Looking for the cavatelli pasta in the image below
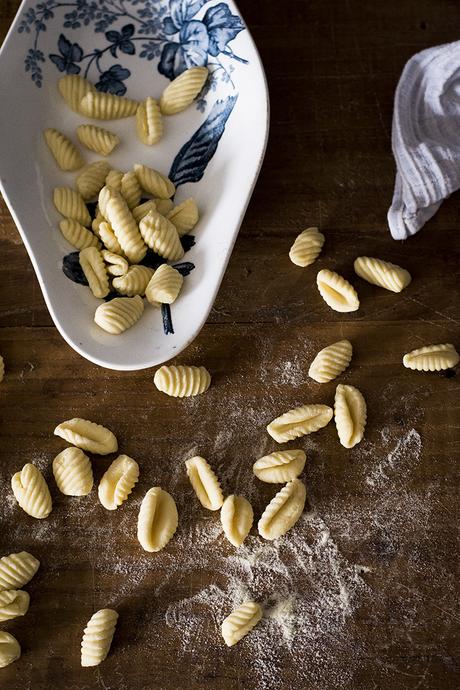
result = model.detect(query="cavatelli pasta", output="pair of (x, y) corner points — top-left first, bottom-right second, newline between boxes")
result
(81, 608), (118, 667)
(76, 160), (112, 201)
(134, 164), (175, 199)
(402, 343), (459, 371)
(59, 218), (100, 250)
(58, 75), (95, 113)
(54, 187), (91, 227)
(267, 404), (333, 443)
(112, 265), (153, 296)
(0, 552), (40, 591)
(289, 227), (325, 267)
(155, 198), (174, 216)
(221, 601), (262, 647)
(94, 295), (144, 335)
(145, 264), (183, 305)
(354, 256), (411, 293)
(167, 198), (199, 236)
(98, 221), (124, 255)
(316, 269), (360, 312)
(220, 495), (253, 547)
(101, 250), (128, 277)
(253, 450), (306, 483)
(52, 447), (93, 496)
(79, 246), (109, 298)
(98, 186), (146, 263)
(98, 455), (139, 510)
(79, 91), (138, 119)
(334, 384), (367, 449)
(120, 170), (142, 209)
(139, 210), (184, 261)
(91, 209), (104, 236)
(185, 456), (223, 510)
(11, 463), (52, 519)
(54, 418), (118, 455)
(258, 479), (306, 540)
(137, 487), (178, 552)
(154, 365), (211, 397)
(76, 124), (119, 156)
(308, 339), (353, 383)
(160, 66), (208, 115)
(136, 97), (163, 145)
(44, 128), (84, 171)
(105, 168), (124, 192)
(0, 631), (21, 668)
(0, 589), (30, 622)
(132, 199), (157, 224)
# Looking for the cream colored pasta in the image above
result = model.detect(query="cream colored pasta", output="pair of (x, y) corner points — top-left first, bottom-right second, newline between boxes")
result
(267, 404), (333, 443)
(79, 246), (109, 298)
(76, 124), (119, 156)
(317, 269), (359, 312)
(136, 97), (163, 145)
(0, 355), (4, 383)
(54, 187), (91, 227)
(258, 479), (306, 540)
(154, 365), (211, 397)
(0, 632), (21, 668)
(354, 256), (411, 293)
(101, 250), (128, 277)
(44, 128), (84, 171)
(54, 418), (118, 455)
(76, 160), (112, 201)
(185, 456), (223, 511)
(98, 186), (146, 263)
(155, 198), (174, 216)
(0, 552), (40, 591)
(94, 295), (144, 335)
(167, 198), (199, 236)
(253, 450), (306, 484)
(289, 227), (325, 267)
(91, 209), (104, 236)
(98, 221), (124, 255)
(220, 495), (253, 547)
(52, 447), (93, 496)
(145, 264), (183, 306)
(308, 339), (353, 383)
(137, 487), (178, 552)
(334, 384), (367, 449)
(79, 91), (138, 119)
(120, 170), (142, 209)
(0, 590), (29, 622)
(134, 163), (175, 199)
(403, 343), (459, 371)
(132, 199), (157, 223)
(221, 601), (262, 647)
(59, 218), (100, 250)
(58, 74), (94, 113)
(160, 66), (208, 115)
(81, 608), (118, 667)
(11, 463), (52, 519)
(139, 210), (184, 261)
(98, 455), (139, 511)
(112, 265), (153, 297)
(105, 168), (124, 192)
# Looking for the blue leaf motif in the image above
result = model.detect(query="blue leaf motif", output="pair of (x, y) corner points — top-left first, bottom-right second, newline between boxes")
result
(161, 304), (174, 335)
(169, 95), (238, 187)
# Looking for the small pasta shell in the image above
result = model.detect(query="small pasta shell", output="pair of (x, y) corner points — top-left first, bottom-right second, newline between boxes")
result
(185, 456), (223, 510)
(145, 264), (183, 306)
(98, 455), (139, 511)
(132, 199), (157, 224)
(220, 495), (253, 547)
(59, 218), (100, 250)
(137, 487), (178, 552)
(403, 343), (459, 371)
(11, 463), (52, 519)
(76, 160), (112, 201)
(354, 256), (411, 293)
(308, 339), (353, 383)
(52, 447), (93, 496)
(134, 163), (175, 199)
(253, 450), (306, 484)
(160, 67), (208, 115)
(54, 418), (118, 455)
(79, 91), (138, 119)
(79, 246), (109, 298)
(139, 210), (184, 261)
(334, 384), (367, 449)
(221, 601), (262, 647)
(81, 609), (118, 667)
(289, 227), (325, 267)
(0, 631), (21, 668)
(267, 404), (333, 443)
(258, 479), (306, 540)
(54, 187), (91, 227)
(112, 265), (154, 297)
(98, 221), (124, 255)
(121, 170), (142, 209)
(317, 269), (360, 312)
(0, 552), (40, 592)
(136, 97), (163, 145)
(58, 75), (95, 113)
(0, 590), (30, 622)
(155, 198), (174, 216)
(94, 295), (144, 335)
(167, 198), (199, 236)
(0, 355), (4, 383)
(101, 250), (128, 277)
(98, 186), (146, 263)
(44, 128), (84, 171)
(105, 169), (124, 192)
(154, 365), (211, 397)
(76, 124), (119, 156)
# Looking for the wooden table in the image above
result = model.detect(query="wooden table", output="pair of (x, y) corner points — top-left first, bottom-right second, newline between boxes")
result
(1, 1), (459, 688)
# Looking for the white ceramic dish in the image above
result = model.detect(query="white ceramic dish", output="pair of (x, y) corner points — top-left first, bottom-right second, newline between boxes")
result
(0, 0), (268, 370)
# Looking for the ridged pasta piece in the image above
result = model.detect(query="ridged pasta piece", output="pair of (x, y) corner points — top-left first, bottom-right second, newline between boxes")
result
(101, 250), (128, 277)
(132, 199), (157, 223)
(185, 456), (223, 510)
(145, 264), (183, 306)
(59, 218), (100, 250)
(154, 365), (211, 397)
(54, 418), (118, 455)
(105, 168), (123, 192)
(81, 608), (118, 667)
(76, 124), (119, 156)
(0, 355), (4, 383)
(79, 91), (138, 119)
(79, 246), (109, 298)
(112, 265), (154, 296)
(134, 163), (175, 199)
(54, 187), (91, 227)
(220, 495), (253, 547)
(0, 632), (21, 668)
(308, 339), (353, 383)
(403, 343), (459, 371)
(58, 75), (94, 113)
(160, 67), (208, 115)
(155, 198), (174, 216)
(167, 198), (199, 236)
(0, 589), (29, 622)
(98, 221), (124, 255)
(92, 208), (103, 236)
(334, 384), (367, 449)
(94, 295), (144, 335)
(258, 479), (306, 540)
(267, 404), (333, 443)
(52, 447), (93, 496)
(136, 97), (163, 145)
(0, 552), (40, 591)
(121, 170), (141, 209)
(11, 463), (52, 519)
(98, 455), (139, 510)
(253, 450), (306, 484)
(44, 128), (84, 171)
(76, 160), (112, 201)
(221, 601), (262, 647)
(354, 256), (411, 293)
(317, 269), (360, 312)
(289, 227), (325, 267)
(137, 487), (178, 552)
(98, 186), (146, 263)
(139, 210), (184, 261)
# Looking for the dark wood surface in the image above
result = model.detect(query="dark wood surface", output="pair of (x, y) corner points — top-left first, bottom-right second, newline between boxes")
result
(1, 1), (459, 689)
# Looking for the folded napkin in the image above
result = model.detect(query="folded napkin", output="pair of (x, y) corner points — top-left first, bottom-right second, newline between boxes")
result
(388, 40), (460, 239)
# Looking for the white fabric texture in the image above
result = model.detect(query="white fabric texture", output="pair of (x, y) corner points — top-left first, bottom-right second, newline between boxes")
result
(388, 40), (460, 239)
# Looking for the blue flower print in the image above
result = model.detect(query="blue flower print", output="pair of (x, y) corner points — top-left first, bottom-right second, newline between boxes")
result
(105, 24), (136, 58)
(49, 33), (83, 74)
(95, 64), (131, 96)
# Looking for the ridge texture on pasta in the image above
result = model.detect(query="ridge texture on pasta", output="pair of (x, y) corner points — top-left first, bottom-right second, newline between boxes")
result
(132, 199), (157, 223)
(98, 455), (139, 510)
(58, 75), (95, 113)
(145, 264), (183, 306)
(0, 631), (21, 668)
(54, 418), (118, 455)
(154, 365), (211, 397)
(120, 170), (142, 209)
(289, 227), (325, 267)
(81, 608), (118, 667)
(403, 343), (459, 371)
(334, 384), (367, 449)
(136, 97), (163, 145)
(94, 295), (144, 334)
(0, 589), (30, 622)
(253, 450), (306, 484)
(137, 487), (178, 552)
(52, 447), (93, 496)
(98, 186), (146, 263)
(98, 221), (123, 255)
(54, 187), (91, 227)
(59, 218), (100, 250)
(105, 169), (124, 191)
(0, 552), (40, 591)
(220, 495), (253, 547)
(317, 269), (360, 312)
(79, 91), (138, 119)
(185, 456), (223, 511)
(155, 198), (174, 216)
(308, 339), (353, 383)
(354, 256), (411, 292)
(79, 246), (109, 298)
(160, 67), (209, 115)
(258, 479), (306, 540)
(11, 463), (52, 519)
(139, 211), (184, 261)
(167, 198), (199, 236)
(101, 250), (128, 277)
(112, 265), (153, 296)
(267, 404), (333, 443)
(76, 124), (119, 156)
(221, 601), (262, 647)
(44, 128), (84, 171)
(134, 164), (175, 199)
(77, 161), (112, 201)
